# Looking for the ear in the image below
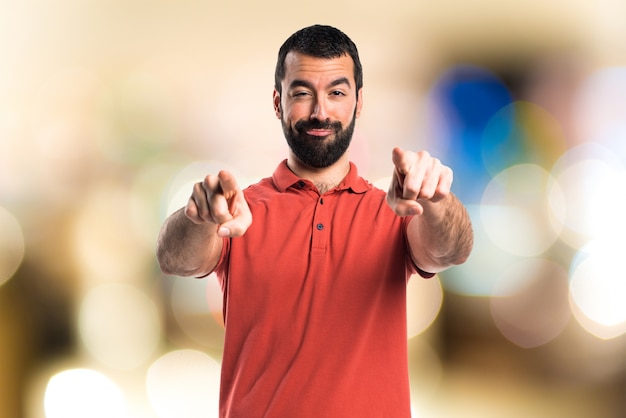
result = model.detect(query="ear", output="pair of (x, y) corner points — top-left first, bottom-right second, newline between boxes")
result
(355, 88), (364, 118)
(273, 89), (281, 119)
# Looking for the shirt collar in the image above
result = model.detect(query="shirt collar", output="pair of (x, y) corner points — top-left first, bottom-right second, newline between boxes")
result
(272, 160), (371, 194)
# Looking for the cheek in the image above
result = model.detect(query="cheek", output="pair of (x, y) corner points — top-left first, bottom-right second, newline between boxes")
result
(343, 108), (356, 120)
(338, 107), (357, 125)
(334, 100), (358, 119)
(283, 105), (308, 123)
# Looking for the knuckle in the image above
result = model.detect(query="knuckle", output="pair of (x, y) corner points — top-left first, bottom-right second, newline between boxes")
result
(202, 174), (220, 192)
(416, 150), (431, 160)
(184, 203), (196, 219)
(396, 161), (411, 175)
(211, 209), (231, 224)
(193, 181), (205, 194)
(195, 207), (212, 224)
(419, 190), (435, 201)
(184, 201), (204, 224)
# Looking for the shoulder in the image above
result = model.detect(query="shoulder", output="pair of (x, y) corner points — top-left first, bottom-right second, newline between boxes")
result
(243, 176), (275, 197)
(357, 180), (389, 206)
(242, 176), (291, 213)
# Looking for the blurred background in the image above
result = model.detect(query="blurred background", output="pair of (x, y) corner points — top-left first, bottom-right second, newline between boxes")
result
(1, 0), (625, 417)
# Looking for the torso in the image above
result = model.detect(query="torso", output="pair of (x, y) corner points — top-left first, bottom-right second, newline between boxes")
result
(214, 161), (416, 417)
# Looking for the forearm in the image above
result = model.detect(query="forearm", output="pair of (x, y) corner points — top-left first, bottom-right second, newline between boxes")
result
(407, 193), (473, 273)
(156, 208), (223, 277)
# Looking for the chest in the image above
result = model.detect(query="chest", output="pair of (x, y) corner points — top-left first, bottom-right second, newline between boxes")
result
(228, 190), (409, 289)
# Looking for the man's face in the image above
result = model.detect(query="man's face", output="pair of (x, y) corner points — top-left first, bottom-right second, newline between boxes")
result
(273, 52), (363, 169)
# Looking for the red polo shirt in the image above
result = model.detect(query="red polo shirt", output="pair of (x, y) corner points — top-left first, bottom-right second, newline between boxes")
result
(213, 160), (427, 417)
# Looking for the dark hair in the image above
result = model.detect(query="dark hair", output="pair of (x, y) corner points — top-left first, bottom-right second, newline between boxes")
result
(274, 25), (363, 94)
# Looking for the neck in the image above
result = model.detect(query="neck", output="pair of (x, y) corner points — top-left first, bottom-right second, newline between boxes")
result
(287, 154), (351, 194)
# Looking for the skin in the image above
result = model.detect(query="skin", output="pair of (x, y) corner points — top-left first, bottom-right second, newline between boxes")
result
(156, 52), (473, 278)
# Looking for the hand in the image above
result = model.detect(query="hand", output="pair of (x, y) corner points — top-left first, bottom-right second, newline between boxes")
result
(184, 170), (252, 237)
(387, 147), (453, 216)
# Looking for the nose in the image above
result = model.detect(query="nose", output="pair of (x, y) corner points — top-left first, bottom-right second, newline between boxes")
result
(310, 97), (329, 121)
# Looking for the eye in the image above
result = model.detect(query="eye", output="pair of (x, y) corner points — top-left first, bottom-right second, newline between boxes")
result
(292, 90), (311, 98)
(330, 90), (346, 96)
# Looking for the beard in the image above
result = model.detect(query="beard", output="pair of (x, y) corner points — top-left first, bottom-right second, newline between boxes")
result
(281, 110), (357, 169)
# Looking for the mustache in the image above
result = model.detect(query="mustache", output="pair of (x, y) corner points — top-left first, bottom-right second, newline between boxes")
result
(294, 119), (343, 133)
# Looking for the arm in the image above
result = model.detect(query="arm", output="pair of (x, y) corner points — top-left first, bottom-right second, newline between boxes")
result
(387, 147), (473, 274)
(156, 170), (252, 277)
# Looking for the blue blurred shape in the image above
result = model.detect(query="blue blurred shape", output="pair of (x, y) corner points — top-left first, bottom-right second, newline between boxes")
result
(429, 65), (513, 203)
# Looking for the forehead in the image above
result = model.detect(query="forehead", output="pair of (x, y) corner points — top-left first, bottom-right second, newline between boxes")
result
(282, 51), (355, 86)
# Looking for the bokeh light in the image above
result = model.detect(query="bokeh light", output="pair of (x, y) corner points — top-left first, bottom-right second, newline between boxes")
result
(0, 206), (25, 287)
(490, 259), (570, 348)
(44, 369), (128, 418)
(569, 240), (626, 339)
(549, 142), (626, 248)
(481, 164), (562, 257)
(146, 349), (221, 418)
(481, 101), (567, 176)
(78, 283), (161, 370)
(407, 274), (443, 338)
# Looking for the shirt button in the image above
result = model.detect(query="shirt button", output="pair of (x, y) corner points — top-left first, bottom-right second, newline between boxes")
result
(316, 223), (324, 231)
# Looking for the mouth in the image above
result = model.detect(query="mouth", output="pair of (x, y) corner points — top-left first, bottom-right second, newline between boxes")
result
(295, 119), (342, 140)
(305, 129), (334, 138)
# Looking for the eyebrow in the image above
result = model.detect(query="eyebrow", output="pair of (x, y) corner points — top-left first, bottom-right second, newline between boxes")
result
(288, 77), (352, 91)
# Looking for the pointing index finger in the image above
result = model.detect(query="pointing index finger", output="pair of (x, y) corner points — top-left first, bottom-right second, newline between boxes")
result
(392, 147), (424, 201)
(217, 170), (244, 218)
(391, 147), (410, 175)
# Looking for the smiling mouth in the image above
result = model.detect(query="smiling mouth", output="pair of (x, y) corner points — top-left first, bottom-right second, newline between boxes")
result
(295, 119), (342, 139)
(305, 129), (334, 137)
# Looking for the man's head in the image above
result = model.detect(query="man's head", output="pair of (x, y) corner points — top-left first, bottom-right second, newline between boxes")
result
(274, 25), (363, 95)
(273, 25), (364, 169)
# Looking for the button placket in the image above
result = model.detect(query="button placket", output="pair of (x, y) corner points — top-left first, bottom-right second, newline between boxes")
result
(311, 195), (328, 252)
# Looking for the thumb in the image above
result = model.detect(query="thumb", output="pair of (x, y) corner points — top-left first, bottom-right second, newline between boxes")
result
(218, 218), (250, 237)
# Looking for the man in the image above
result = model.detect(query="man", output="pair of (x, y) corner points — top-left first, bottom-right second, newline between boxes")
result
(157, 24), (473, 417)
